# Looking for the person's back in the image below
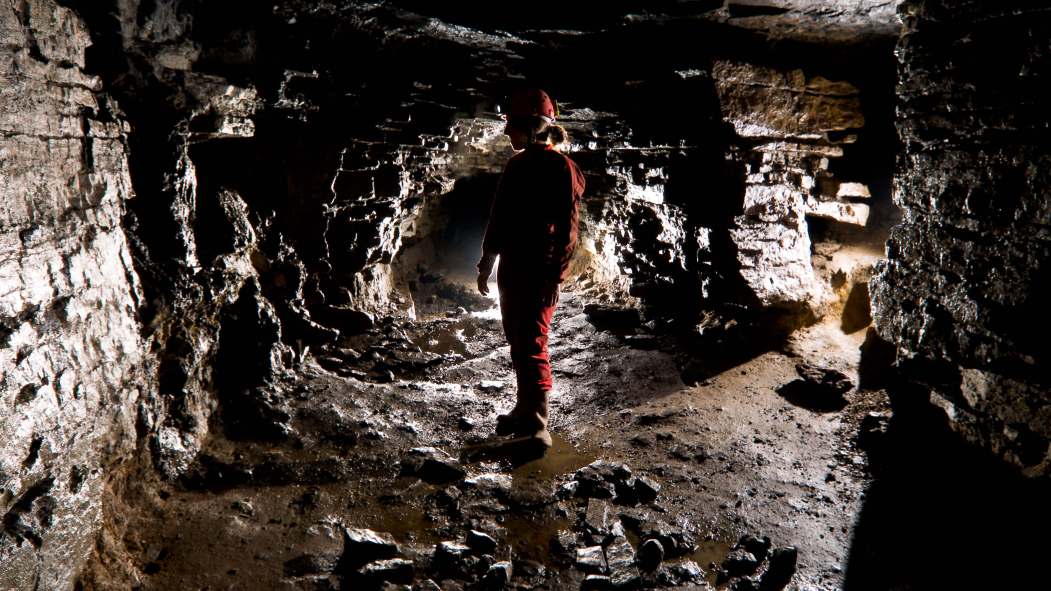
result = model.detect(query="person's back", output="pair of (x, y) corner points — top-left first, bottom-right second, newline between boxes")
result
(475, 87), (585, 453)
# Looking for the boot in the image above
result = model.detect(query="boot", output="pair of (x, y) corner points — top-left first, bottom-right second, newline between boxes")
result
(495, 390), (552, 449)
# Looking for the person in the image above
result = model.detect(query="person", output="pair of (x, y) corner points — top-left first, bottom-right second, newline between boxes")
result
(476, 87), (586, 452)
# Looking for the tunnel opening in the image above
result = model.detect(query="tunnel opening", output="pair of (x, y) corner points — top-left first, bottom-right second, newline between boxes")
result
(394, 173), (502, 320)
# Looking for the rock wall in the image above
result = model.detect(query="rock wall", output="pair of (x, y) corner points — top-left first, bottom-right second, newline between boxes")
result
(0, 0), (907, 586)
(872, 0), (1051, 475)
(0, 1), (146, 587)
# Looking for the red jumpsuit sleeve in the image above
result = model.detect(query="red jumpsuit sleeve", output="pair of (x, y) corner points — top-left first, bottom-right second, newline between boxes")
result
(481, 159), (514, 261)
(548, 156), (585, 282)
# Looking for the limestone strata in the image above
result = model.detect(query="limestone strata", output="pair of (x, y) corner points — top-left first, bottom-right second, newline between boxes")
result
(0, 1), (145, 587)
(871, 0), (1051, 475)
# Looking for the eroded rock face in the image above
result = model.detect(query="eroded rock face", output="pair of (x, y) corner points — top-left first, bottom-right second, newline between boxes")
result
(871, 0), (1051, 475)
(1, 0), (907, 586)
(1, 1), (146, 586)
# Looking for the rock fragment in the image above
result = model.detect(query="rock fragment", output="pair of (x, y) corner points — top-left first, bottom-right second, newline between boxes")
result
(400, 447), (466, 484)
(481, 561), (513, 588)
(605, 538), (640, 588)
(658, 560), (705, 586)
(343, 528), (401, 567)
(356, 558), (415, 585)
(575, 545), (608, 574)
(722, 549), (760, 577)
(758, 546), (797, 591)
(735, 534), (771, 562)
(638, 538), (664, 572)
(466, 530), (498, 555)
(776, 363), (854, 411)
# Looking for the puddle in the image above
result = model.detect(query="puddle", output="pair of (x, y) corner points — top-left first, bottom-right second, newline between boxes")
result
(510, 433), (597, 483)
(691, 539), (733, 584)
(501, 512), (573, 563)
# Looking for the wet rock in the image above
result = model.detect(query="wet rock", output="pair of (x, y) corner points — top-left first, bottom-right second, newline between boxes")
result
(232, 499), (254, 516)
(658, 560), (706, 586)
(356, 558), (415, 585)
(550, 529), (578, 562)
(512, 559), (548, 587)
(576, 545), (608, 574)
(776, 363), (853, 412)
(433, 541), (472, 578)
(721, 549), (760, 577)
(732, 576), (760, 591)
(638, 539), (664, 572)
(462, 473), (512, 498)
(605, 538), (640, 588)
(285, 574), (342, 590)
(758, 547), (797, 591)
(735, 535), (771, 562)
(311, 304), (375, 334)
(572, 461), (632, 500)
(478, 380), (505, 393)
(584, 499), (620, 541)
(557, 480), (581, 499)
(619, 513), (696, 558)
(401, 447), (466, 484)
(481, 561), (513, 588)
(466, 530), (498, 555)
(583, 304), (642, 333)
(343, 528), (401, 569)
(582, 574), (613, 590)
(633, 477), (660, 504)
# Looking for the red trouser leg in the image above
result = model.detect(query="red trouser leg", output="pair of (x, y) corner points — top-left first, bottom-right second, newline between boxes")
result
(497, 265), (558, 395)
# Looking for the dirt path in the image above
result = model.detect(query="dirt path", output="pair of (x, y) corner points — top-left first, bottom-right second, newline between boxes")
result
(121, 284), (886, 590)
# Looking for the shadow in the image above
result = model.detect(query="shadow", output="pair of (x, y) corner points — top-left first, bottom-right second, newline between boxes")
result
(843, 400), (1051, 590)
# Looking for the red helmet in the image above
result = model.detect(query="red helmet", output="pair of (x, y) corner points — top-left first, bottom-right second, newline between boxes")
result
(505, 87), (558, 122)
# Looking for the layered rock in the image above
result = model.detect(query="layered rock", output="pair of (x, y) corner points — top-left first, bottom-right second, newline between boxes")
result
(871, 0), (1051, 475)
(713, 60), (879, 317)
(1, 1), (145, 586)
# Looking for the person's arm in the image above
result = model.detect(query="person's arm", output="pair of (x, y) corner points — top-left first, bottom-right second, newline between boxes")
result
(477, 161), (514, 295)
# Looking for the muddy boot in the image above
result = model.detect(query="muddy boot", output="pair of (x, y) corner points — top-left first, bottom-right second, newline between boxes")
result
(495, 390), (552, 448)
(495, 403), (527, 436)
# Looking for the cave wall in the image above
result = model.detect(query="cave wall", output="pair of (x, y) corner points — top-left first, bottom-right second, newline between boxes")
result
(0, 0), (907, 586)
(872, 0), (1051, 475)
(0, 1), (146, 587)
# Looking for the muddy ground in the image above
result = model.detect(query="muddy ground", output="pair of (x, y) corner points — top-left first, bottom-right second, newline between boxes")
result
(118, 272), (895, 591)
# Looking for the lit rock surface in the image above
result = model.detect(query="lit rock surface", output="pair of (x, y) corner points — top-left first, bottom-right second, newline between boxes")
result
(871, 0), (1051, 475)
(0, 1), (145, 587)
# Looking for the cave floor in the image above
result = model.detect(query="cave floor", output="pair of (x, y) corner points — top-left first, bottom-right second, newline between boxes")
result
(120, 281), (888, 590)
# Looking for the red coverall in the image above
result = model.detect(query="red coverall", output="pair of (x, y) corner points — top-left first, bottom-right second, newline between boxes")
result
(481, 144), (586, 397)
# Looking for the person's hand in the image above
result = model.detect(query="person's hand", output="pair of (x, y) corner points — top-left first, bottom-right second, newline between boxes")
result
(476, 254), (496, 296)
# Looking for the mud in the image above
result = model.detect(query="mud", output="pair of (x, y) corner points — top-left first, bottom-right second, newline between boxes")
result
(121, 274), (888, 590)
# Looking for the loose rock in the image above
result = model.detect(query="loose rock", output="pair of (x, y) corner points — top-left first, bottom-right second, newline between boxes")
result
(722, 549), (760, 577)
(357, 558), (415, 585)
(343, 528), (401, 568)
(576, 545), (608, 574)
(758, 546), (797, 591)
(776, 363), (854, 411)
(638, 539), (664, 572)
(466, 530), (498, 555)
(401, 447), (467, 484)
(735, 534), (771, 562)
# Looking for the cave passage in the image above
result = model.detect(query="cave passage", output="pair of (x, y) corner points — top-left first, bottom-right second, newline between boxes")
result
(4, 2), (1050, 591)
